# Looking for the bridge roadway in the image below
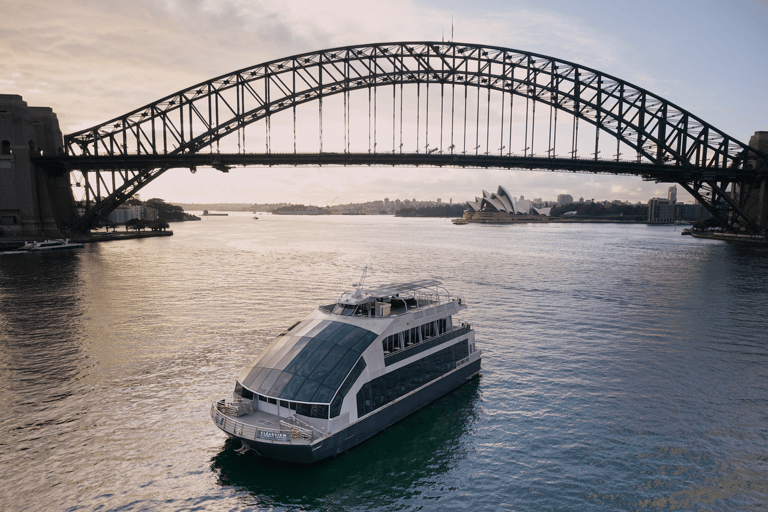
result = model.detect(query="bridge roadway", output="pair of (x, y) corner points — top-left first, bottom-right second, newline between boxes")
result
(36, 152), (760, 183)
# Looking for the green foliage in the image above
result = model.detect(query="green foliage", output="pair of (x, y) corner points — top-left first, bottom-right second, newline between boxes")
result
(272, 204), (306, 213)
(549, 202), (648, 219)
(693, 217), (720, 230)
(124, 197), (193, 221)
(145, 198), (184, 214)
(125, 218), (147, 231)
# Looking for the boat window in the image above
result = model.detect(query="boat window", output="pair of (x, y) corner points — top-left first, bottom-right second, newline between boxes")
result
(234, 381), (254, 400)
(330, 357), (367, 418)
(358, 340), (469, 418)
(240, 321), (378, 403)
(322, 350), (361, 391)
(294, 379), (320, 402)
(332, 304), (357, 316)
(268, 397), (277, 405)
(280, 400), (290, 408)
(310, 404), (328, 419)
(295, 402), (329, 419)
(384, 319), (453, 357)
(354, 302), (374, 317)
(1, 140), (10, 155)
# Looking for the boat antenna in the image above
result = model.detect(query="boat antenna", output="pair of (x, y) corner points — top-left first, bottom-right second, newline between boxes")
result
(355, 266), (368, 296)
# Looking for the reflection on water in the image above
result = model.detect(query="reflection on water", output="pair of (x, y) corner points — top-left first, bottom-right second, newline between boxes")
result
(212, 379), (481, 510)
(0, 252), (87, 401)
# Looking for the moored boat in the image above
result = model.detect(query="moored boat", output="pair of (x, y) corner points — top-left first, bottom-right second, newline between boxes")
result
(20, 239), (84, 251)
(211, 276), (481, 463)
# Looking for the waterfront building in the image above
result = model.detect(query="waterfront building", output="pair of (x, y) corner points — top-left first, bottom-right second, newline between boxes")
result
(648, 198), (675, 223)
(462, 186), (550, 223)
(106, 205), (159, 224)
(676, 203), (710, 221)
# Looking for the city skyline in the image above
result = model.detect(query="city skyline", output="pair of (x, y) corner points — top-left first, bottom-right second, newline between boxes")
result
(3, 0), (767, 205)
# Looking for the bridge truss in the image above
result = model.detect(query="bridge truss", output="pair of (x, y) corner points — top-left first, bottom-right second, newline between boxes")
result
(44, 41), (768, 232)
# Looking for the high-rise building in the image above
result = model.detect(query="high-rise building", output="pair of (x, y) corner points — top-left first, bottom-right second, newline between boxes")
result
(668, 186), (677, 203)
(557, 194), (574, 206)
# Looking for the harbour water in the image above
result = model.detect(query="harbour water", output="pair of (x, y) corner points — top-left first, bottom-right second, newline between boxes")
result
(1, 214), (767, 511)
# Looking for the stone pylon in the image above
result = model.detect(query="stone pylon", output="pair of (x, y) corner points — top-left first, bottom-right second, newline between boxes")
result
(0, 94), (76, 237)
(743, 132), (768, 231)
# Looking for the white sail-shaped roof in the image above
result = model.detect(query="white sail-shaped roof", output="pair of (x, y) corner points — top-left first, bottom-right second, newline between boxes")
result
(491, 193), (513, 214)
(496, 186), (518, 214)
(533, 207), (552, 216)
(481, 195), (506, 212)
(465, 200), (481, 211)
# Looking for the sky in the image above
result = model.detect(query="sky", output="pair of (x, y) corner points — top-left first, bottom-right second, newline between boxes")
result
(3, 0), (767, 206)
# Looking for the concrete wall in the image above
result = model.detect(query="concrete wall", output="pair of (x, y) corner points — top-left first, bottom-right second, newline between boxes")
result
(0, 94), (74, 236)
(743, 132), (768, 231)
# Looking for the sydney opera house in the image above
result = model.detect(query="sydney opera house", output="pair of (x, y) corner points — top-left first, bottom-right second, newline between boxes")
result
(459, 186), (551, 223)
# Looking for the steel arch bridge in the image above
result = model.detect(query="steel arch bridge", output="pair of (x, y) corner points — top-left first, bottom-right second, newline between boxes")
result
(37, 41), (768, 232)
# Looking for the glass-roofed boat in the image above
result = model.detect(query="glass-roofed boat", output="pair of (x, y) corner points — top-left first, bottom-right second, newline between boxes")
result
(210, 276), (481, 463)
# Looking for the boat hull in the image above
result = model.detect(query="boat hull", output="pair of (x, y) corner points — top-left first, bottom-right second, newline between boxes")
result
(232, 357), (481, 463)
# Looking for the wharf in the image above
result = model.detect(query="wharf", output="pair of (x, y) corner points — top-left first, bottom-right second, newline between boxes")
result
(683, 229), (768, 246)
(0, 231), (172, 251)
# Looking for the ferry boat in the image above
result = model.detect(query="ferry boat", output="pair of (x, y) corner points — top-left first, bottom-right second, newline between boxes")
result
(211, 276), (481, 463)
(20, 239), (84, 251)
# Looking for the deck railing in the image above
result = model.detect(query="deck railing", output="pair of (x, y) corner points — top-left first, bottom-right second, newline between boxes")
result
(211, 399), (317, 443)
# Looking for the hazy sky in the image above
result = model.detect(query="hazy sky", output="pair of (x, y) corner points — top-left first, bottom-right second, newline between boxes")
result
(3, 0), (767, 205)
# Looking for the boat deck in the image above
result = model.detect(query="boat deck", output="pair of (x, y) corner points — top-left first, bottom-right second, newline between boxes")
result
(210, 399), (321, 445)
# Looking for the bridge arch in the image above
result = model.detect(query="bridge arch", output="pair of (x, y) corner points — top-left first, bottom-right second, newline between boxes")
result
(57, 41), (767, 232)
(66, 41), (763, 170)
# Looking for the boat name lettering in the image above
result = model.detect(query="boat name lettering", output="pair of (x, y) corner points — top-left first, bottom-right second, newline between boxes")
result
(257, 430), (290, 441)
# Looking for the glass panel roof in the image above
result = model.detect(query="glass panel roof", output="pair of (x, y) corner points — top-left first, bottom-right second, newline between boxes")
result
(240, 321), (378, 403)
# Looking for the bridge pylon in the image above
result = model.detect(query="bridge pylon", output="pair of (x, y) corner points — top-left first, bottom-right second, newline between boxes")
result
(739, 131), (768, 231)
(0, 95), (76, 237)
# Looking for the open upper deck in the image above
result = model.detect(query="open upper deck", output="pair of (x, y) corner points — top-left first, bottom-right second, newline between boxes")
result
(320, 279), (463, 318)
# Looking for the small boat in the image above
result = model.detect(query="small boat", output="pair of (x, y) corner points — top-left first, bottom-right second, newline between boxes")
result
(253, 216), (259, 220)
(452, 218), (468, 225)
(211, 273), (481, 463)
(20, 239), (84, 251)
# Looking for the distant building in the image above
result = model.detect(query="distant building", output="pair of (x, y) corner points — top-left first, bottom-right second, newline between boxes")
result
(557, 194), (574, 206)
(107, 205), (158, 224)
(648, 198), (675, 223)
(462, 185), (550, 223)
(668, 186), (677, 203)
(676, 203), (710, 221)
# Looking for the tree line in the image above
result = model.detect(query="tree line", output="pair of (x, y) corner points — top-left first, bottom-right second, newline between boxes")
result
(549, 202), (648, 219)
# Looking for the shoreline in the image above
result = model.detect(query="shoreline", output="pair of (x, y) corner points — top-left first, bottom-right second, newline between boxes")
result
(684, 230), (768, 245)
(0, 231), (173, 251)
